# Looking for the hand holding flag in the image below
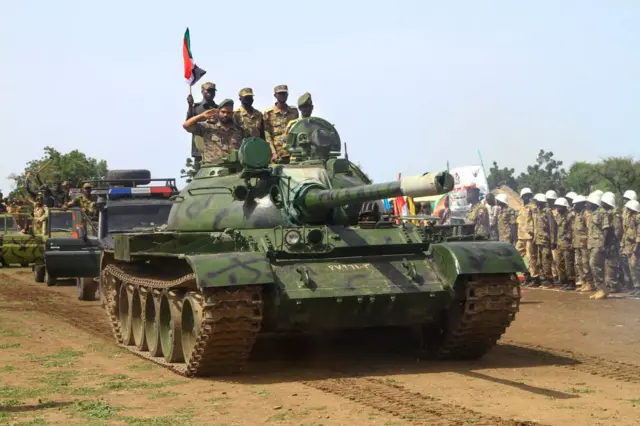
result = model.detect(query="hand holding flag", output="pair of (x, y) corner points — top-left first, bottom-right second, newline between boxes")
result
(183, 28), (207, 86)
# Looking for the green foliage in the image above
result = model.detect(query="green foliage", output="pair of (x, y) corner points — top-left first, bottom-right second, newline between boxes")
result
(488, 151), (640, 204)
(7, 146), (108, 199)
(487, 161), (518, 190)
(180, 157), (197, 184)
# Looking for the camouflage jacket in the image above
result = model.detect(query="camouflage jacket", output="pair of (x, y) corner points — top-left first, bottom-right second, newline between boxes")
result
(533, 207), (552, 245)
(621, 210), (638, 254)
(68, 194), (96, 216)
(33, 205), (48, 234)
(466, 202), (489, 237)
(497, 207), (516, 243)
(587, 208), (611, 249)
(516, 201), (535, 240)
(186, 120), (246, 164)
(554, 210), (573, 249)
(571, 211), (588, 249)
(263, 104), (299, 156)
(611, 208), (623, 242)
(233, 106), (265, 140)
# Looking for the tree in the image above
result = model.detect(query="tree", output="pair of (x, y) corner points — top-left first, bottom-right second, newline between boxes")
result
(516, 150), (567, 194)
(180, 157), (198, 184)
(564, 162), (600, 195)
(7, 146), (108, 199)
(487, 161), (518, 191)
(593, 157), (640, 198)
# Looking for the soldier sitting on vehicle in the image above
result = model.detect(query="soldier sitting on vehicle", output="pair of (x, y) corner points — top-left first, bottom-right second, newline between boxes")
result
(64, 183), (97, 221)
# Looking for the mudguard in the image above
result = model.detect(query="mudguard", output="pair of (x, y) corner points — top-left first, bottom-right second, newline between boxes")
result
(430, 241), (527, 286)
(185, 252), (275, 288)
(0, 234), (45, 266)
(45, 237), (101, 278)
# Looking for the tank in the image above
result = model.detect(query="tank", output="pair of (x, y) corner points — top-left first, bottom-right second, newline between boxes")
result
(100, 121), (525, 377)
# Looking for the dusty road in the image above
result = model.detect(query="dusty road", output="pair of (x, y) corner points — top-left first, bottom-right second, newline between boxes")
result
(0, 267), (639, 425)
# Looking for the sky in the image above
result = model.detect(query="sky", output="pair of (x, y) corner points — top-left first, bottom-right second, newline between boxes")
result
(1, 0), (639, 193)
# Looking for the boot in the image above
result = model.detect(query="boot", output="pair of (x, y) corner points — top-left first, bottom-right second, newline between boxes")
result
(579, 283), (596, 292)
(541, 279), (555, 289)
(528, 277), (541, 288)
(589, 290), (609, 300)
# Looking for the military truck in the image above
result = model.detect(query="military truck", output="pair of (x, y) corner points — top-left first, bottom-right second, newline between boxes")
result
(0, 212), (44, 267)
(99, 117), (525, 377)
(40, 170), (178, 300)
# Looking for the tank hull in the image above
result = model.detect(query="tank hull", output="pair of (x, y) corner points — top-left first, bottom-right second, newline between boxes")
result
(101, 226), (525, 377)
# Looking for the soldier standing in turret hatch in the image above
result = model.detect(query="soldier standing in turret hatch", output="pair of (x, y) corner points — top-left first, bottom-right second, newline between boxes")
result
(186, 82), (219, 170)
(263, 85), (299, 163)
(298, 92), (313, 118)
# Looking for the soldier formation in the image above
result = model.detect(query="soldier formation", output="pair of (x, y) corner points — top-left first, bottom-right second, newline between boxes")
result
(467, 188), (640, 300)
(184, 82), (313, 168)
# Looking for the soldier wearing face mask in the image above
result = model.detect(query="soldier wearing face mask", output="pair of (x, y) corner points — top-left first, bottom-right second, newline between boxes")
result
(186, 82), (219, 169)
(233, 88), (265, 139)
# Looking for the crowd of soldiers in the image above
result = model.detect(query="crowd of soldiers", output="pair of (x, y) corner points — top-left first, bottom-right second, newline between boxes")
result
(0, 171), (96, 234)
(183, 82), (314, 167)
(465, 186), (640, 300)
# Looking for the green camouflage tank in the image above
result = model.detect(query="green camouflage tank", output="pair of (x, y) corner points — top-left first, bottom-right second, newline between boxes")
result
(100, 117), (525, 377)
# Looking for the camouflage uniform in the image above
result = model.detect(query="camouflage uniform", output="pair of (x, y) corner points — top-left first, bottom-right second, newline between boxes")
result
(605, 208), (623, 290)
(587, 208), (611, 293)
(185, 120), (246, 164)
(187, 82), (219, 167)
(497, 206), (516, 244)
(67, 193), (96, 218)
(33, 205), (48, 235)
(234, 88), (265, 139)
(620, 209), (639, 289)
(466, 202), (490, 238)
(263, 85), (299, 159)
(534, 207), (553, 281)
(572, 210), (592, 287)
(516, 201), (537, 278)
(554, 209), (574, 283)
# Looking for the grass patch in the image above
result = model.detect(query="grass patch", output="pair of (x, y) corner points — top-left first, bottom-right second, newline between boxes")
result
(626, 398), (640, 404)
(0, 342), (22, 349)
(37, 370), (78, 388)
(30, 349), (84, 368)
(0, 324), (23, 337)
(99, 375), (182, 392)
(0, 364), (16, 372)
(0, 384), (44, 399)
(148, 391), (182, 400)
(567, 387), (595, 394)
(127, 363), (155, 372)
(13, 419), (47, 426)
(71, 399), (119, 420)
(0, 399), (23, 407)
(119, 407), (195, 425)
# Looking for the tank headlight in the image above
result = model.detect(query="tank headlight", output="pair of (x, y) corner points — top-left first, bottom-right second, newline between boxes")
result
(285, 230), (302, 246)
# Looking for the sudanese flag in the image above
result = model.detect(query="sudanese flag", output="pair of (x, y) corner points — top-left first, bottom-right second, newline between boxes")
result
(183, 28), (207, 86)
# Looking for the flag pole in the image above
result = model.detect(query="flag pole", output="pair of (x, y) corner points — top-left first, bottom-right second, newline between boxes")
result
(477, 149), (489, 191)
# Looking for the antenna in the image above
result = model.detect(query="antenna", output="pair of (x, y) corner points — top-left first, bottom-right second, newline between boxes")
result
(344, 142), (349, 161)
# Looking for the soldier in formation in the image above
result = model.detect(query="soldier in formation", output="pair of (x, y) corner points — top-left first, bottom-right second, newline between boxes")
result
(184, 83), (313, 165)
(465, 187), (489, 238)
(515, 188), (640, 300)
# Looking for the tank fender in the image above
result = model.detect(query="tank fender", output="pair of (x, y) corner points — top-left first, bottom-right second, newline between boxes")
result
(429, 241), (526, 286)
(184, 252), (274, 289)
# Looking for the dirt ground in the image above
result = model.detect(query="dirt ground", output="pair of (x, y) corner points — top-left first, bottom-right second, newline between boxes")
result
(0, 268), (639, 426)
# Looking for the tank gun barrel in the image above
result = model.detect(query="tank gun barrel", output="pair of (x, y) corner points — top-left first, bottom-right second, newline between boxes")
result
(295, 171), (454, 213)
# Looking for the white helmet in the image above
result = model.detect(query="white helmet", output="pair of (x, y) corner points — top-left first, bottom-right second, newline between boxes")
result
(625, 200), (640, 213)
(554, 197), (569, 208)
(565, 191), (577, 200)
(495, 194), (508, 204)
(534, 193), (546, 203)
(520, 187), (533, 197)
(601, 192), (616, 208)
(587, 192), (602, 207)
(593, 189), (604, 197)
(572, 195), (587, 204)
(623, 190), (638, 201)
(545, 190), (558, 199)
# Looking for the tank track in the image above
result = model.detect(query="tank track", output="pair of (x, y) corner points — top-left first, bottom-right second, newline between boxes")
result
(102, 263), (263, 377)
(428, 274), (521, 359)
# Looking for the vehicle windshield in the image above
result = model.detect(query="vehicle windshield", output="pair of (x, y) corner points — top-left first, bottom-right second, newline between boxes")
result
(0, 216), (17, 231)
(107, 204), (172, 233)
(49, 211), (75, 232)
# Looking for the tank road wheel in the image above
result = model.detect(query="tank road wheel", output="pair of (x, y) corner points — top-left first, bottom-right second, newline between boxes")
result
(118, 284), (135, 346)
(181, 292), (203, 363)
(77, 277), (97, 301)
(422, 274), (521, 360)
(131, 287), (147, 351)
(33, 265), (45, 283)
(144, 290), (163, 357)
(159, 291), (184, 363)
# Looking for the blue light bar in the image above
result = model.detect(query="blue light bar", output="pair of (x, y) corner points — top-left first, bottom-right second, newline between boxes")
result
(108, 188), (132, 199)
(107, 186), (173, 200)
